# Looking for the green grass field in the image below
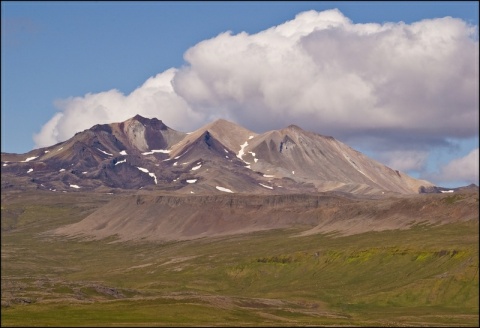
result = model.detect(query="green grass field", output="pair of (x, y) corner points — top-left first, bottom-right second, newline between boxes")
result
(1, 191), (478, 326)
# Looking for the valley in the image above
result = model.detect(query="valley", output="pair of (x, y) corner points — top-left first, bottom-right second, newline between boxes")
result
(1, 189), (478, 326)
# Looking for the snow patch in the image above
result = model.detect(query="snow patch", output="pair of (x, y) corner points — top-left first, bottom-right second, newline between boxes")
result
(259, 183), (273, 190)
(173, 162), (178, 166)
(237, 141), (250, 164)
(119, 150), (127, 155)
(249, 135), (254, 139)
(59, 169), (65, 172)
(441, 190), (454, 193)
(44, 150), (49, 153)
(216, 186), (233, 193)
(136, 167), (157, 184)
(292, 171), (295, 175)
(97, 148), (113, 156)
(115, 159), (127, 165)
(82, 171), (87, 174)
(57, 147), (63, 152)
(191, 164), (202, 171)
(22, 156), (38, 162)
(27, 168), (33, 173)
(248, 151), (258, 163)
(149, 172), (158, 184)
(142, 149), (170, 155)
(263, 174), (274, 178)
(70, 184), (81, 189)
(3, 163), (7, 166)
(186, 179), (197, 184)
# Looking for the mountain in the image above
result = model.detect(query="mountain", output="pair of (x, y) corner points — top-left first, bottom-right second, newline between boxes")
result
(1, 115), (434, 195)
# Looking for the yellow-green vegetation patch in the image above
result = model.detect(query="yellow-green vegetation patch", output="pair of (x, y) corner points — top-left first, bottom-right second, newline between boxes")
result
(1, 191), (478, 327)
(442, 193), (464, 204)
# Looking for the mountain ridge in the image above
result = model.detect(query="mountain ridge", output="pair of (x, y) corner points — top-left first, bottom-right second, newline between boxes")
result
(2, 114), (435, 195)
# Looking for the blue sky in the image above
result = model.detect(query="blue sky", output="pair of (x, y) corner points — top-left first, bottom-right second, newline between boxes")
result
(1, 1), (479, 187)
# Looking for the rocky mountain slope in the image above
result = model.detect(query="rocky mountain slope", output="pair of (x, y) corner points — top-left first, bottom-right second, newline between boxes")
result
(2, 114), (433, 195)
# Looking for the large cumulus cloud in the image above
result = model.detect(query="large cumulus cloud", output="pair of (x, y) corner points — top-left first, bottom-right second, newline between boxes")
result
(185, 11), (477, 141)
(33, 9), (478, 184)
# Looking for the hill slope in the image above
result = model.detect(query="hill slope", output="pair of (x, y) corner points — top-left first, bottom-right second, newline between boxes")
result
(52, 190), (479, 242)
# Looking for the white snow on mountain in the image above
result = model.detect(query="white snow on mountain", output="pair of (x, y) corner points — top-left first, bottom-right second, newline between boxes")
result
(237, 141), (250, 164)
(259, 183), (273, 190)
(97, 148), (113, 156)
(22, 156), (38, 162)
(136, 167), (158, 184)
(191, 164), (202, 171)
(142, 149), (170, 155)
(216, 186), (233, 193)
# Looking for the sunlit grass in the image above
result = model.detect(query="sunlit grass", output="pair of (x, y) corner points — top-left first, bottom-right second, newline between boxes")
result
(1, 191), (478, 326)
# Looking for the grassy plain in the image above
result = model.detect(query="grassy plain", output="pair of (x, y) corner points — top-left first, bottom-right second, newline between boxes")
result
(1, 190), (479, 326)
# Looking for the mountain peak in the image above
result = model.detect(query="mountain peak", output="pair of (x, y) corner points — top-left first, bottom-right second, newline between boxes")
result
(206, 118), (250, 132)
(286, 124), (303, 131)
(128, 114), (166, 129)
(132, 114), (147, 121)
(211, 118), (232, 125)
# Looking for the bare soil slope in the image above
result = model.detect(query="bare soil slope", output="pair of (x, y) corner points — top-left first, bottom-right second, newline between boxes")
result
(53, 190), (479, 242)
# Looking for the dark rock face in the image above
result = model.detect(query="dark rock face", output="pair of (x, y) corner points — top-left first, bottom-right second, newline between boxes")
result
(1, 115), (436, 195)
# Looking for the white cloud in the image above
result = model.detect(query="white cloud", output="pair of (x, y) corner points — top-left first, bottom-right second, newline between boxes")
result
(172, 10), (478, 141)
(33, 9), (479, 183)
(34, 69), (204, 147)
(436, 148), (479, 184)
(377, 150), (429, 172)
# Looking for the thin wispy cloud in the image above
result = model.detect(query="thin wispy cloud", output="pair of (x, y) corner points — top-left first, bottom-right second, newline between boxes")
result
(33, 9), (479, 185)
